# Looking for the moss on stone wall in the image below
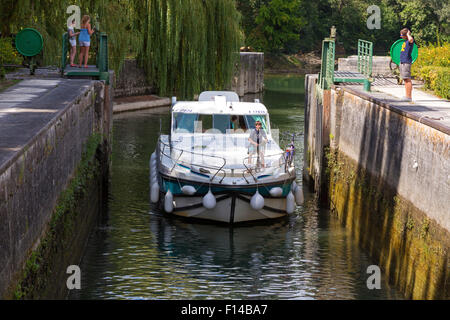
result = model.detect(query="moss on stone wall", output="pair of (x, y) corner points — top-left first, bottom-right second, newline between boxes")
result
(12, 133), (104, 299)
(326, 148), (449, 299)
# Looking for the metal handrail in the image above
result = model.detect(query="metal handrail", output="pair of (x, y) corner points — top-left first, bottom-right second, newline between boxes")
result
(357, 39), (373, 77)
(318, 38), (373, 92)
(61, 32), (68, 75)
(97, 32), (108, 72)
(61, 32), (108, 76)
(158, 137), (227, 183)
(318, 39), (336, 90)
(242, 151), (287, 183)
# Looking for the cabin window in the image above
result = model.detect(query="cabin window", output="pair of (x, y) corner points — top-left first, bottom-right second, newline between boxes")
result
(173, 113), (268, 134)
(213, 114), (230, 133)
(244, 115), (268, 131)
(195, 114), (213, 132)
(173, 113), (198, 133)
(230, 115), (247, 132)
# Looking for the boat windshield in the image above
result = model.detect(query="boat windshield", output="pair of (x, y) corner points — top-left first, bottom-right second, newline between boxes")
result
(173, 113), (269, 134)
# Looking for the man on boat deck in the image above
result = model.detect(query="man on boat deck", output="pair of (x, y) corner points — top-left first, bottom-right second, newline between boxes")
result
(248, 120), (267, 168)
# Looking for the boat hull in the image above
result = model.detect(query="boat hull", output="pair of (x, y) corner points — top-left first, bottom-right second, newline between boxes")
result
(153, 172), (295, 223)
(159, 192), (288, 223)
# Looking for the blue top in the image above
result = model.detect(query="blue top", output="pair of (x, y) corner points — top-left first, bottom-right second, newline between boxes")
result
(400, 39), (414, 64)
(79, 28), (90, 42)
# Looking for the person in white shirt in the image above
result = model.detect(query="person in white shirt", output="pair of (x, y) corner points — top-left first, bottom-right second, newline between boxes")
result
(67, 19), (79, 67)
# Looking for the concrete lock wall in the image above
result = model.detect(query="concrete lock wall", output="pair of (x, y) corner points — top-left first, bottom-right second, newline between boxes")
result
(231, 52), (264, 97)
(0, 78), (113, 299)
(329, 88), (450, 231)
(338, 56), (394, 77)
(304, 75), (450, 299)
(114, 59), (154, 98)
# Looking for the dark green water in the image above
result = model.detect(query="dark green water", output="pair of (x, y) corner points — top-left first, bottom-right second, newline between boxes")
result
(69, 74), (402, 299)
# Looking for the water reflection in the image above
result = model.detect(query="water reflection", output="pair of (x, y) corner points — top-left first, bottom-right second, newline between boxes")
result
(69, 75), (402, 300)
(144, 200), (400, 300)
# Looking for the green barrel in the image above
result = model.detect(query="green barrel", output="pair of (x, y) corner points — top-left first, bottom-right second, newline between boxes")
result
(15, 28), (43, 57)
(390, 39), (418, 65)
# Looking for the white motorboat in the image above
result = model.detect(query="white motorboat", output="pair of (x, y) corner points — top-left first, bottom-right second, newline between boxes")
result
(149, 91), (303, 223)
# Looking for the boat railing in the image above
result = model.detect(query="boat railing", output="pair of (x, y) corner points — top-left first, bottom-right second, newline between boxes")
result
(242, 151), (290, 183)
(158, 137), (227, 183)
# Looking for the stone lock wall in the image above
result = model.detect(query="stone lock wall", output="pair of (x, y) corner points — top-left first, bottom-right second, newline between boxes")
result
(114, 59), (154, 98)
(338, 55), (394, 77)
(0, 78), (113, 299)
(231, 52), (265, 97)
(304, 75), (450, 299)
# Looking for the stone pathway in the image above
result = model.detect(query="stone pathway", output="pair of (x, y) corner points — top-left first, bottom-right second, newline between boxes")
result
(340, 81), (450, 133)
(0, 78), (93, 169)
(372, 85), (450, 129)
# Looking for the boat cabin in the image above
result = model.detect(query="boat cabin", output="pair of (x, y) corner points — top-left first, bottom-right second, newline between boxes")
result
(171, 92), (271, 135)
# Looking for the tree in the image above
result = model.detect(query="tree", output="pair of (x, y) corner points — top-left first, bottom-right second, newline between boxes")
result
(139, 0), (242, 99)
(398, 0), (450, 45)
(296, 0), (332, 52)
(0, 0), (243, 99)
(249, 0), (305, 53)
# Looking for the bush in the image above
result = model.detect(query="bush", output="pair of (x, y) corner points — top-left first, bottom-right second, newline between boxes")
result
(413, 43), (450, 68)
(411, 43), (450, 99)
(0, 37), (23, 78)
(414, 66), (450, 99)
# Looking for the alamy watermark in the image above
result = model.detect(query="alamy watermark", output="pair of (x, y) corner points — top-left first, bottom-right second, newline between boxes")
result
(66, 265), (81, 290)
(64, 264), (381, 291)
(66, 5), (81, 29)
(366, 265), (381, 289)
(367, 5), (381, 30)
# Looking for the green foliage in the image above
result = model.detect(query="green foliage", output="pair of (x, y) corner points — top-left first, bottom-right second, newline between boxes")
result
(236, 0), (450, 55)
(249, 0), (304, 53)
(139, 0), (242, 99)
(398, 0), (450, 46)
(0, 37), (23, 77)
(0, 0), (136, 76)
(412, 42), (450, 68)
(296, 0), (330, 52)
(0, 0), (242, 99)
(328, 0), (368, 49)
(236, 0), (268, 41)
(412, 43), (450, 99)
(414, 66), (450, 99)
(0, 38), (21, 64)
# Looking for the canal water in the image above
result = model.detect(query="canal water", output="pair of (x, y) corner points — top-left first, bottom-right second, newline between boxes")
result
(69, 75), (402, 300)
